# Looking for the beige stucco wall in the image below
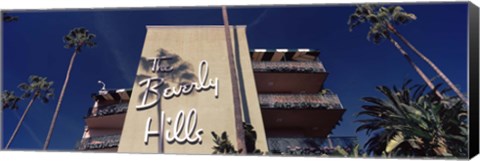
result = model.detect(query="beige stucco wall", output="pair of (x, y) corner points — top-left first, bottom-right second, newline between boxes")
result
(118, 25), (268, 154)
(232, 27), (269, 153)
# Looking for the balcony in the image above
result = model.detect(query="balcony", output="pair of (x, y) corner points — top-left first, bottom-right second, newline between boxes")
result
(252, 61), (326, 73)
(252, 61), (328, 93)
(267, 136), (359, 155)
(259, 94), (345, 138)
(77, 134), (121, 151)
(259, 94), (343, 110)
(87, 102), (129, 118)
(85, 103), (128, 129)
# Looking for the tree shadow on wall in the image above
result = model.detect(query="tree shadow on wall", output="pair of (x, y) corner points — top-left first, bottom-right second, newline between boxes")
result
(136, 48), (198, 100)
(134, 49), (199, 150)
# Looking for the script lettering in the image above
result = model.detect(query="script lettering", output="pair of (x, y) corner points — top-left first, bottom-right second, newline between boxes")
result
(144, 109), (203, 144)
(136, 77), (164, 110)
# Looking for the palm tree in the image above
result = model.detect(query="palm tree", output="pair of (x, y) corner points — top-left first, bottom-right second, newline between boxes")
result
(348, 4), (442, 98)
(385, 6), (468, 105)
(3, 13), (18, 22)
(356, 80), (467, 157)
(2, 90), (21, 110)
(5, 75), (54, 149)
(221, 6), (247, 154)
(348, 4), (467, 105)
(43, 27), (96, 150)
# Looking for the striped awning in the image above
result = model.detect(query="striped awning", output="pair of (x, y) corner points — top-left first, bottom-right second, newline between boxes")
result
(91, 88), (132, 101)
(251, 49), (320, 62)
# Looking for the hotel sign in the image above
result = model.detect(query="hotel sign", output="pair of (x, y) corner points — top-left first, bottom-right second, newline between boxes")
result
(118, 26), (259, 154)
(137, 59), (219, 109)
(140, 58), (219, 145)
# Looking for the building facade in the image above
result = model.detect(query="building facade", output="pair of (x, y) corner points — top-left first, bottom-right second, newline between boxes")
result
(78, 89), (131, 152)
(78, 25), (352, 154)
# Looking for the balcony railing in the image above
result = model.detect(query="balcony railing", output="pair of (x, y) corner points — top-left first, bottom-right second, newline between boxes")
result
(252, 61), (326, 73)
(87, 102), (129, 118)
(267, 137), (358, 155)
(259, 94), (343, 109)
(77, 134), (121, 150)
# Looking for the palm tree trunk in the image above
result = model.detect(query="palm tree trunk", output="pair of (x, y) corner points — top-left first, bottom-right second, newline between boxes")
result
(387, 24), (468, 105)
(387, 36), (443, 98)
(222, 6), (247, 154)
(43, 50), (78, 150)
(5, 96), (36, 149)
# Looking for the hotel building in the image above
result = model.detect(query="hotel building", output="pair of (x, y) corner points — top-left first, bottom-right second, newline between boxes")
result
(77, 25), (354, 154)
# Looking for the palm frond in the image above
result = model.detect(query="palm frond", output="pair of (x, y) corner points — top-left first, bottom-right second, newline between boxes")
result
(357, 80), (468, 157)
(63, 27), (97, 52)
(17, 75), (55, 103)
(2, 90), (21, 110)
(348, 5), (416, 44)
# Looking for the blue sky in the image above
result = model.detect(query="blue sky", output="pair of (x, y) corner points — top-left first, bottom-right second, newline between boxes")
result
(2, 3), (468, 151)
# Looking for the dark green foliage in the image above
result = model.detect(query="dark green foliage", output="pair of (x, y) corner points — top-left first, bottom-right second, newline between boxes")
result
(388, 6), (417, 25)
(18, 75), (55, 103)
(243, 123), (265, 155)
(356, 80), (468, 158)
(211, 131), (239, 154)
(347, 4), (417, 44)
(2, 90), (21, 110)
(244, 123), (256, 153)
(211, 123), (265, 155)
(63, 27), (97, 52)
(3, 13), (18, 22)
